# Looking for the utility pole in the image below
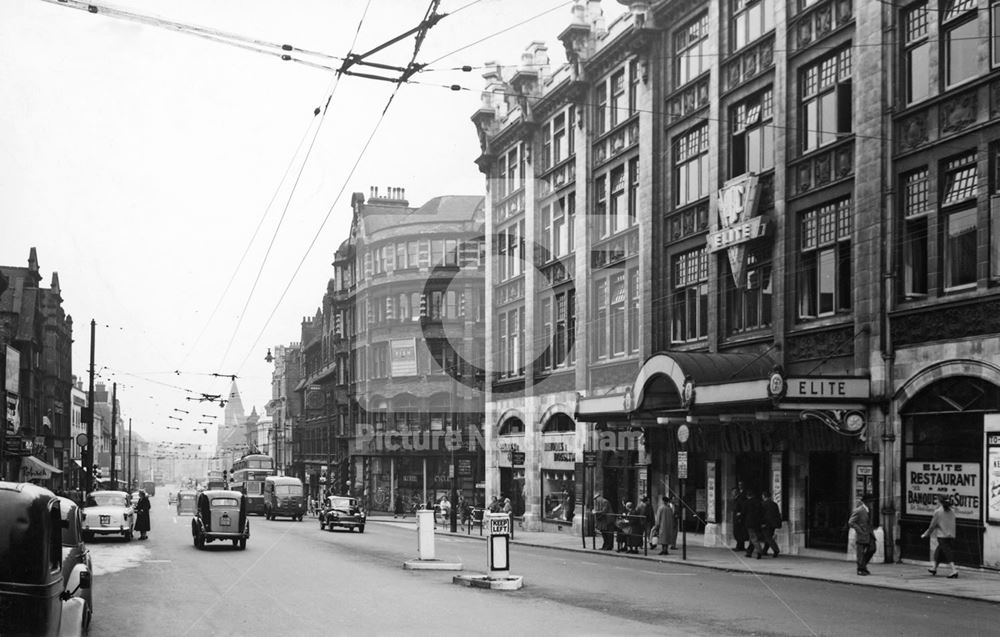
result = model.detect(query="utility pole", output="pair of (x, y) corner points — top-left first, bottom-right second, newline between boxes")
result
(126, 418), (132, 491)
(84, 319), (95, 497)
(109, 382), (117, 488)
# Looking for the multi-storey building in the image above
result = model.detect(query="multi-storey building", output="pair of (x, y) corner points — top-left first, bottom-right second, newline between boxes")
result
(291, 187), (488, 512)
(473, 0), (1000, 569)
(0, 248), (73, 488)
(266, 343), (300, 477)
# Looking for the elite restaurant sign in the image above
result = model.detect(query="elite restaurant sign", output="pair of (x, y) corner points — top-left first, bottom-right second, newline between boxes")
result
(706, 174), (766, 287)
(905, 462), (981, 520)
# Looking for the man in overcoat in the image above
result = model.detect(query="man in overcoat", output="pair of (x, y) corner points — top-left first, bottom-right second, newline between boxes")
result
(848, 496), (876, 575)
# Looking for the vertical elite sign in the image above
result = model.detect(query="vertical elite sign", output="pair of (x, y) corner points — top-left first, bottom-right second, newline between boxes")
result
(905, 462), (981, 520)
(706, 174), (766, 286)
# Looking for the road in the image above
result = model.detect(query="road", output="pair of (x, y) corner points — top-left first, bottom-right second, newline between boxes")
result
(85, 491), (997, 636)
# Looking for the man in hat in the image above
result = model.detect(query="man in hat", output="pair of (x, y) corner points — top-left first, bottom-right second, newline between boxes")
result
(848, 496), (876, 575)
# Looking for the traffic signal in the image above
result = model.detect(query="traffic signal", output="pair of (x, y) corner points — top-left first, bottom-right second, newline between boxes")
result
(419, 293), (427, 318)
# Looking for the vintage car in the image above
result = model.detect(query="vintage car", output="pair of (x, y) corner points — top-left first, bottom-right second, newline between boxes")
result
(176, 489), (198, 515)
(82, 490), (135, 541)
(263, 475), (306, 521)
(191, 490), (249, 550)
(57, 496), (93, 631)
(319, 495), (366, 533)
(0, 482), (91, 637)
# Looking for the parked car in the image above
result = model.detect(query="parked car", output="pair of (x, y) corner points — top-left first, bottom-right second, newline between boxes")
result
(319, 496), (366, 533)
(0, 481), (91, 637)
(191, 490), (249, 550)
(176, 489), (197, 515)
(82, 490), (135, 541)
(57, 496), (93, 631)
(263, 475), (306, 521)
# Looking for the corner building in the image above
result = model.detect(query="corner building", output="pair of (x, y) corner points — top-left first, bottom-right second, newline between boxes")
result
(474, 0), (1000, 569)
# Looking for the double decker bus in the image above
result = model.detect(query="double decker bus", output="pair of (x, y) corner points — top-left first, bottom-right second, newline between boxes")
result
(229, 454), (275, 515)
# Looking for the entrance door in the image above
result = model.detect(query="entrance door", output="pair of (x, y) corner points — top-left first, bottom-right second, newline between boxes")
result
(806, 452), (850, 550)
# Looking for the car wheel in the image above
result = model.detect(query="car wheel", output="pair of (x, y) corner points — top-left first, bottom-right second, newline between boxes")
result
(232, 539), (238, 546)
(194, 535), (204, 549)
(358, 525), (365, 534)
(238, 538), (246, 550)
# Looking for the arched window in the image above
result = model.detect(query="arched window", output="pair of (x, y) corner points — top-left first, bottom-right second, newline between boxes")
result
(498, 417), (525, 436)
(542, 413), (575, 433)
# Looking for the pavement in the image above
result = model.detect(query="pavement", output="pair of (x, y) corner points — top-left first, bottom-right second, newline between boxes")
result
(366, 512), (1000, 605)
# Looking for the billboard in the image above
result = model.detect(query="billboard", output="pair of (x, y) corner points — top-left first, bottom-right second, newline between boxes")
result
(5, 346), (19, 394)
(390, 338), (417, 377)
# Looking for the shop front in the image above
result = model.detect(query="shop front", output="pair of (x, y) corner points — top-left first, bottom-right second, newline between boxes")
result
(578, 352), (874, 556)
(496, 423), (526, 516)
(896, 373), (1000, 568)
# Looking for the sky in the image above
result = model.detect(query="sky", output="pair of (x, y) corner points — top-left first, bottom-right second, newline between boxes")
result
(0, 0), (628, 450)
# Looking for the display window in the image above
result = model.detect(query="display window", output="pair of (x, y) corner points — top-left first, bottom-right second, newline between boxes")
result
(542, 470), (576, 522)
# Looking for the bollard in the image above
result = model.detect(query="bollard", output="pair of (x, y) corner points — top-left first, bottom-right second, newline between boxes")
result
(416, 509), (435, 561)
(452, 512), (522, 589)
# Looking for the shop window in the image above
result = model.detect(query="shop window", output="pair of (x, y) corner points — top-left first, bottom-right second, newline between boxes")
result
(904, 3), (931, 104)
(542, 470), (576, 522)
(801, 47), (852, 153)
(941, 152), (979, 291)
(797, 197), (853, 319)
(732, 0), (773, 52)
(675, 124), (710, 206)
(498, 417), (525, 436)
(672, 248), (708, 343)
(724, 246), (772, 335)
(675, 13), (709, 88)
(901, 168), (931, 298)
(731, 88), (774, 177)
(497, 307), (524, 378)
(942, 0), (981, 88)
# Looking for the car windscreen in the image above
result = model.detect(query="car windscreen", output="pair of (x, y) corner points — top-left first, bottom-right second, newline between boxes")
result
(328, 498), (354, 510)
(88, 493), (127, 508)
(275, 485), (302, 496)
(210, 498), (239, 507)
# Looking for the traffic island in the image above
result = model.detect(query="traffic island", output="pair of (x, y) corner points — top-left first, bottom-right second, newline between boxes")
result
(452, 574), (523, 590)
(403, 558), (463, 571)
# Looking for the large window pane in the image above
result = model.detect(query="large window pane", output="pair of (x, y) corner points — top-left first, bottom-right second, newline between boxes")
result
(947, 19), (981, 86)
(946, 207), (978, 287)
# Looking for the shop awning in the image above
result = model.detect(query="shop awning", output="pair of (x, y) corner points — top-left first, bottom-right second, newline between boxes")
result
(19, 455), (63, 481)
(577, 351), (776, 421)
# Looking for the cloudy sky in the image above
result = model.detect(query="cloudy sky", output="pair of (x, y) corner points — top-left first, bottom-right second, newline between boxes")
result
(0, 0), (626, 449)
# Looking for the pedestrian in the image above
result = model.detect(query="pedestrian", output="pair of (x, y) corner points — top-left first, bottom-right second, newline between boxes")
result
(743, 490), (763, 559)
(922, 495), (959, 578)
(135, 490), (151, 540)
(731, 483), (748, 552)
(760, 491), (781, 557)
(652, 495), (673, 556)
(393, 494), (405, 519)
(488, 495), (500, 513)
(848, 496), (876, 575)
(593, 492), (614, 550)
(636, 495), (653, 533)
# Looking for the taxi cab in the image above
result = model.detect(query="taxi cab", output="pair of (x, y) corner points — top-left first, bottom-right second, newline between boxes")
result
(0, 481), (91, 637)
(191, 490), (249, 550)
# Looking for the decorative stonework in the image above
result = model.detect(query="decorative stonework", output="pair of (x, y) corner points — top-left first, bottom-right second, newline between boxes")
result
(940, 90), (978, 134)
(593, 119), (639, 167)
(786, 325), (854, 362)
(666, 202), (710, 243)
(790, 140), (854, 197)
(591, 230), (639, 269)
(891, 298), (1000, 348)
(897, 111), (929, 152)
(790, 0), (854, 51)
(722, 36), (775, 92)
(667, 77), (710, 122)
(495, 278), (524, 305)
(538, 257), (575, 289)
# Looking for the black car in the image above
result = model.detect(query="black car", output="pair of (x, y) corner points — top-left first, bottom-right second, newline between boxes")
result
(319, 496), (366, 533)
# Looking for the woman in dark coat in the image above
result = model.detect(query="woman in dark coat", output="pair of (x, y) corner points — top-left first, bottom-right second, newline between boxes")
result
(652, 496), (674, 556)
(135, 490), (151, 540)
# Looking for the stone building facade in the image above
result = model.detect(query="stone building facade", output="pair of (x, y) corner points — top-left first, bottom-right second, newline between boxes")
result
(473, 0), (1000, 568)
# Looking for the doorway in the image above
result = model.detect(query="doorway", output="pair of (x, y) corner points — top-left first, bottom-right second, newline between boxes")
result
(806, 452), (850, 550)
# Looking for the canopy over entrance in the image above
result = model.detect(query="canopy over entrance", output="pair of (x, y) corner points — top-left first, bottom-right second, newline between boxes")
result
(19, 455), (63, 481)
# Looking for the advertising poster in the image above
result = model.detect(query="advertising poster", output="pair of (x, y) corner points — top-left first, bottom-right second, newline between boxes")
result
(5, 346), (19, 393)
(390, 339), (417, 377)
(988, 447), (1000, 524)
(770, 452), (783, 510)
(706, 461), (716, 523)
(905, 461), (981, 520)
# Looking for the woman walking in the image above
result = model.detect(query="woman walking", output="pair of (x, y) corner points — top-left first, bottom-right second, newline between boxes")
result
(652, 496), (674, 556)
(135, 490), (151, 540)
(922, 495), (959, 578)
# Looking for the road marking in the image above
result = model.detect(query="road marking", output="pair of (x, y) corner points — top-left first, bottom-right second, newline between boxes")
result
(144, 559), (172, 563)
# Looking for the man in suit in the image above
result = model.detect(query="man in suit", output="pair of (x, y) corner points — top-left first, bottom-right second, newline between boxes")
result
(848, 496), (877, 575)
(593, 492), (614, 550)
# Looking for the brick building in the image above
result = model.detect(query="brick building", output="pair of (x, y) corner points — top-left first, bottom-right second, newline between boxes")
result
(473, 0), (1000, 568)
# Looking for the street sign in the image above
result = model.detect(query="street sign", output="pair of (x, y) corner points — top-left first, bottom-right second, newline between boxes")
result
(678, 451), (688, 479)
(510, 451), (525, 466)
(489, 515), (511, 536)
(583, 451), (598, 467)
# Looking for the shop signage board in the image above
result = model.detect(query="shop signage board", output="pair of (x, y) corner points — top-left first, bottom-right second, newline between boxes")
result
(783, 378), (869, 400)
(988, 430), (1000, 524)
(457, 458), (472, 476)
(583, 451), (598, 467)
(510, 452), (525, 466)
(706, 461), (716, 523)
(904, 461), (981, 520)
(678, 451), (688, 479)
(5, 346), (19, 393)
(390, 339), (417, 377)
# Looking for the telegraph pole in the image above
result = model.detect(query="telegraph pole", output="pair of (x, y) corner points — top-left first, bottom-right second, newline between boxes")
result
(109, 382), (117, 488)
(127, 418), (132, 491)
(84, 320), (96, 497)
